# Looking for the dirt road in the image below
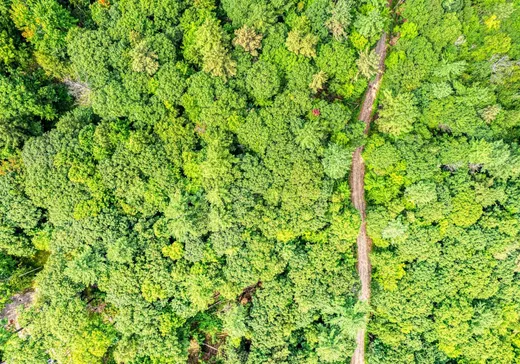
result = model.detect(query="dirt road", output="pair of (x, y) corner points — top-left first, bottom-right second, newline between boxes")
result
(350, 32), (388, 364)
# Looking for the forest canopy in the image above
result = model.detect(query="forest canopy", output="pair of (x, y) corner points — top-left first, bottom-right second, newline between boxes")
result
(0, 0), (519, 363)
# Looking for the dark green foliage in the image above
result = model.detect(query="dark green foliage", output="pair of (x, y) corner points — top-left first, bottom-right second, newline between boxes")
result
(10, 0), (76, 76)
(0, 2), (70, 159)
(0, 172), (42, 257)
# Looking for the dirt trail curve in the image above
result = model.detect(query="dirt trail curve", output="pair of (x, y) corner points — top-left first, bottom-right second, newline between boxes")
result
(350, 32), (388, 364)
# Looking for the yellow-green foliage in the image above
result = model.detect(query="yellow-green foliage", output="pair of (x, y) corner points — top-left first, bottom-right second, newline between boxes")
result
(366, 1), (520, 363)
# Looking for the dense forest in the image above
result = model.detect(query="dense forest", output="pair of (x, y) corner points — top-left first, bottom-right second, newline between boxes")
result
(366, 1), (520, 363)
(0, 0), (518, 363)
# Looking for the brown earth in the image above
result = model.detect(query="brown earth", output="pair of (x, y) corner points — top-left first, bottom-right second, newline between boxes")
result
(350, 31), (388, 364)
(0, 289), (35, 335)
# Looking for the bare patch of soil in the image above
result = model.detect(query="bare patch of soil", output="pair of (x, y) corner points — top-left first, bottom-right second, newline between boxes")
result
(0, 289), (35, 334)
(238, 281), (261, 305)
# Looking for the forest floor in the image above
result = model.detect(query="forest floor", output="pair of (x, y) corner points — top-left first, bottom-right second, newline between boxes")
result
(350, 32), (388, 364)
(0, 289), (35, 335)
